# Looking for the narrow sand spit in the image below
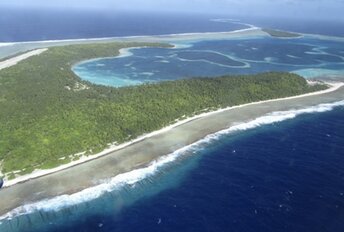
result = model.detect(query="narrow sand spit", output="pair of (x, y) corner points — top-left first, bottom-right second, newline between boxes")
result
(0, 82), (343, 216)
(2, 82), (343, 188)
(0, 48), (47, 70)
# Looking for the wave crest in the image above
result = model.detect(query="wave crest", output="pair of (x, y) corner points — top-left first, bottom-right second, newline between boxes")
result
(1, 100), (343, 222)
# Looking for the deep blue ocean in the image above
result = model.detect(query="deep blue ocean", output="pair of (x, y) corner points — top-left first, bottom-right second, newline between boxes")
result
(0, 9), (247, 42)
(52, 106), (344, 232)
(0, 9), (344, 232)
(1, 8), (344, 42)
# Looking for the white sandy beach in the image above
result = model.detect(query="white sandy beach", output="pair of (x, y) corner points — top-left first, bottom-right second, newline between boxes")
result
(3, 80), (343, 187)
(0, 30), (344, 218)
(0, 28), (268, 60)
(1, 33), (344, 188)
(0, 79), (343, 217)
(1, 26), (344, 61)
(0, 48), (47, 70)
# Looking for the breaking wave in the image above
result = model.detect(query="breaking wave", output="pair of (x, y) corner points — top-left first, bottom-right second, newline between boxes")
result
(1, 100), (344, 225)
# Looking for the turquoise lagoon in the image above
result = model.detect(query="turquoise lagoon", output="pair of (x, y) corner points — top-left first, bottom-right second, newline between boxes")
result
(73, 34), (344, 87)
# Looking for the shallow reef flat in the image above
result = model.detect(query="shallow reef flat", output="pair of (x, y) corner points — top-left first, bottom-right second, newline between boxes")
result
(0, 83), (343, 217)
(0, 28), (265, 59)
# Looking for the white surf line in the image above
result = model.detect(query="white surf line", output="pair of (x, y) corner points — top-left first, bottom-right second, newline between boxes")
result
(0, 48), (48, 71)
(3, 81), (343, 188)
(0, 28), (342, 51)
(1, 99), (344, 223)
(0, 27), (263, 49)
(0, 43), (15, 47)
(209, 18), (258, 30)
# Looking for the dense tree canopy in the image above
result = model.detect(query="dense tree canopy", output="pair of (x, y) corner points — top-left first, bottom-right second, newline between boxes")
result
(0, 42), (327, 178)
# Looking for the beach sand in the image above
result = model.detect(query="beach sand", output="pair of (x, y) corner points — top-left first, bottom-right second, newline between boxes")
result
(0, 83), (343, 216)
(0, 28), (343, 216)
(0, 28), (265, 59)
(0, 48), (47, 70)
(1, 27), (344, 60)
(2, 81), (342, 188)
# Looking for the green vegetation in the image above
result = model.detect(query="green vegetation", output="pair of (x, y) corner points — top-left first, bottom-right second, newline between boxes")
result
(0, 42), (327, 178)
(0, 49), (35, 62)
(262, 28), (301, 38)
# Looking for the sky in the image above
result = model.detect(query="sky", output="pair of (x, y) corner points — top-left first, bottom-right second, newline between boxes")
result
(0, 0), (343, 20)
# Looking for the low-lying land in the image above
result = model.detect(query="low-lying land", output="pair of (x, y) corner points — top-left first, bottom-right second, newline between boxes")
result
(262, 28), (301, 38)
(0, 42), (326, 180)
(1, 81), (342, 217)
(0, 48), (47, 70)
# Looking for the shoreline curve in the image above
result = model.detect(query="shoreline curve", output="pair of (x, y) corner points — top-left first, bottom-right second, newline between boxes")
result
(0, 81), (343, 216)
(2, 81), (343, 188)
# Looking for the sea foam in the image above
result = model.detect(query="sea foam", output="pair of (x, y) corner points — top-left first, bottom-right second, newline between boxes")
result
(1, 100), (344, 222)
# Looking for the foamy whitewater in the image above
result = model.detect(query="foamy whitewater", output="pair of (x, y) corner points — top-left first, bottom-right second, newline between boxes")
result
(1, 100), (343, 223)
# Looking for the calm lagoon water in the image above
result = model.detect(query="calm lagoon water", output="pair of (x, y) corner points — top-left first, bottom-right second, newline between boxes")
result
(73, 36), (344, 87)
(1, 11), (344, 232)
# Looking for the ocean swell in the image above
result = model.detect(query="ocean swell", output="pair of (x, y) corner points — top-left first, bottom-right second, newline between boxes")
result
(1, 100), (344, 223)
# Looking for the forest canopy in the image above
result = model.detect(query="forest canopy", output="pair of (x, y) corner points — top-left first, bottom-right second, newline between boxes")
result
(0, 42), (327, 178)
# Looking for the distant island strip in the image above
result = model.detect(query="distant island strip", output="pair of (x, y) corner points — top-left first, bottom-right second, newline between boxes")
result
(0, 41), (329, 184)
(262, 28), (301, 38)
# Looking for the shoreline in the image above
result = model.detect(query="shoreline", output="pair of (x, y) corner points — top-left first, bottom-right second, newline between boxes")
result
(0, 27), (344, 216)
(1, 25), (344, 64)
(1, 26), (344, 48)
(0, 19), (344, 221)
(0, 28), (267, 60)
(0, 81), (343, 217)
(3, 81), (343, 188)
(71, 46), (149, 69)
(1, 27), (344, 59)
(0, 48), (47, 70)
(0, 27), (259, 47)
